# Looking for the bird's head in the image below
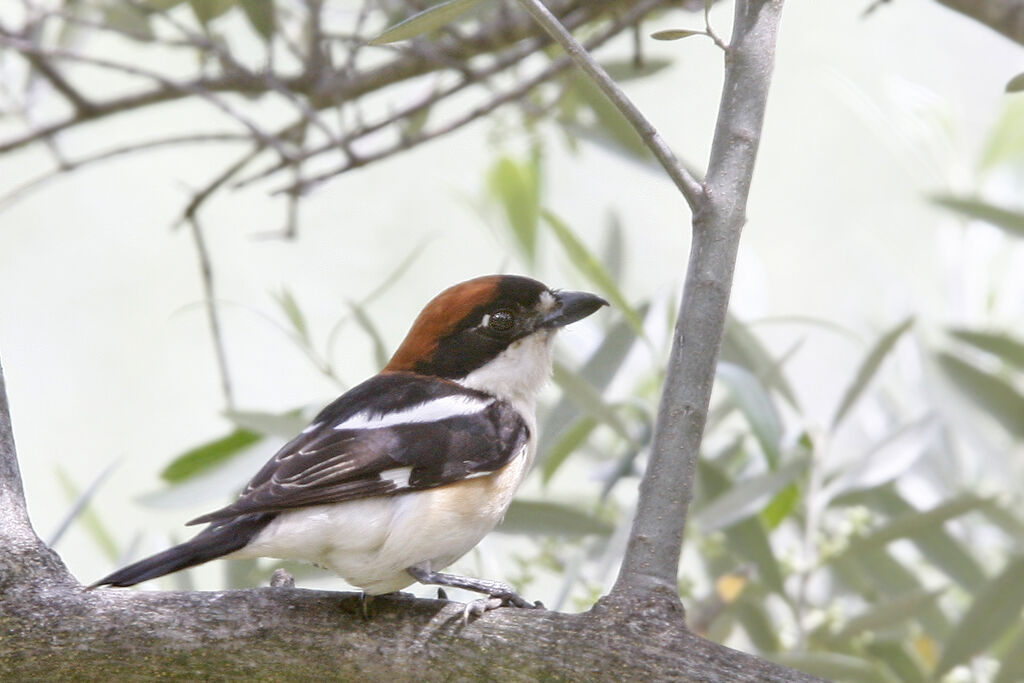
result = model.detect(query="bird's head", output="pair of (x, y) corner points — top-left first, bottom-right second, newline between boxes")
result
(385, 275), (608, 403)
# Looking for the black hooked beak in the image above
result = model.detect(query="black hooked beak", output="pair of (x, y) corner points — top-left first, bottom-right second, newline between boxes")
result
(540, 290), (609, 328)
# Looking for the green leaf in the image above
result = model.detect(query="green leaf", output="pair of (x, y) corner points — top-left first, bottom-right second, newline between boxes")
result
(830, 589), (944, 642)
(931, 195), (1024, 238)
(369, 0), (483, 45)
(552, 362), (634, 446)
(717, 362), (783, 467)
(1006, 72), (1024, 93)
(103, 5), (155, 40)
(699, 459), (785, 593)
(348, 300), (390, 370)
(864, 642), (928, 683)
(189, 0), (235, 25)
(980, 98), (1024, 170)
(161, 429), (262, 483)
(721, 315), (799, 409)
(831, 316), (914, 429)
(772, 652), (884, 683)
(650, 29), (703, 41)
(51, 463), (120, 561)
(843, 488), (987, 593)
(141, 0), (187, 9)
(239, 0), (274, 40)
(541, 416), (597, 484)
(948, 328), (1024, 370)
(539, 308), (642, 459)
(223, 409), (307, 439)
(936, 352), (1024, 439)
(497, 500), (612, 536)
(760, 481), (799, 530)
(488, 155), (540, 264)
(695, 456), (808, 533)
(994, 622), (1024, 683)
(542, 209), (644, 334)
(847, 494), (988, 551)
(600, 57), (673, 82)
(274, 287), (310, 344)
(825, 416), (935, 499)
(936, 555), (1024, 677)
(567, 74), (651, 161)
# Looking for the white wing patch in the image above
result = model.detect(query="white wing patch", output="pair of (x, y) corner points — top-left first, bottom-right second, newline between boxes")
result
(333, 394), (494, 431)
(379, 466), (412, 488)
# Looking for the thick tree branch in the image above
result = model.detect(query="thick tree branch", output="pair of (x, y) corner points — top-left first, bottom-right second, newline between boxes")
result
(611, 0), (784, 601)
(934, 0), (1024, 46)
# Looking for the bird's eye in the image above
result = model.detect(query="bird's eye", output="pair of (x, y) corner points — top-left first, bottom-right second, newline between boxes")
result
(487, 309), (515, 331)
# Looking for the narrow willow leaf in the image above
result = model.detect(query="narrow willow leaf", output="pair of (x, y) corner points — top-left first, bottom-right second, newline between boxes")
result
(760, 481), (799, 530)
(489, 156), (540, 264)
(239, 0), (274, 40)
(699, 460), (785, 593)
(825, 416), (935, 499)
(568, 75), (651, 161)
(721, 315), (798, 409)
(369, 0), (483, 45)
(831, 316), (914, 429)
(865, 641), (928, 683)
(348, 300), (389, 370)
(847, 494), (988, 551)
(696, 456), (808, 533)
(539, 308), (642, 458)
(948, 328), (1024, 370)
(1006, 72), (1024, 93)
(223, 409), (307, 439)
(542, 209), (644, 334)
(931, 195), (1024, 238)
(541, 416), (597, 484)
(994, 622), (1024, 683)
(497, 500), (612, 536)
(650, 29), (703, 41)
(274, 287), (310, 344)
(717, 362), (783, 467)
(772, 653), (884, 683)
(733, 598), (782, 653)
(188, 0), (235, 25)
(848, 487), (986, 592)
(103, 5), (155, 40)
(831, 589), (944, 641)
(936, 555), (1024, 677)
(980, 99), (1024, 170)
(161, 429), (262, 483)
(552, 362), (634, 445)
(50, 463), (120, 561)
(600, 58), (673, 82)
(936, 352), (1024, 438)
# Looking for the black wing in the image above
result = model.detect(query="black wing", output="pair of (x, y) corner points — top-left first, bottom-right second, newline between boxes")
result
(188, 373), (529, 525)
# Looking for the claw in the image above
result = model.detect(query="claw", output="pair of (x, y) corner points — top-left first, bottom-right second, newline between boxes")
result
(462, 597), (504, 624)
(269, 568), (294, 588)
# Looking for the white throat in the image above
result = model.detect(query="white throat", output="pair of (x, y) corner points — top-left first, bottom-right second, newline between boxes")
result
(455, 329), (556, 414)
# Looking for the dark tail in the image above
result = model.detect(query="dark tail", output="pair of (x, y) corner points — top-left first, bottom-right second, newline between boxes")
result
(90, 513), (275, 588)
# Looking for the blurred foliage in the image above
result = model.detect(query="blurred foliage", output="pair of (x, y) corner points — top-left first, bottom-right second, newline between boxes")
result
(44, 4), (1024, 682)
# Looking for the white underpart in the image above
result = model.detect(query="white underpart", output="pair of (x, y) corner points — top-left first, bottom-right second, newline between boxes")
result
(333, 394), (494, 431)
(232, 441), (532, 594)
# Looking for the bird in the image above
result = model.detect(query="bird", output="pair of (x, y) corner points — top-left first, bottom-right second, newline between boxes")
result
(92, 274), (607, 615)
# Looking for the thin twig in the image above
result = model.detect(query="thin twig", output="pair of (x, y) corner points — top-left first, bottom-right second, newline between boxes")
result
(514, 0), (705, 210)
(186, 215), (235, 410)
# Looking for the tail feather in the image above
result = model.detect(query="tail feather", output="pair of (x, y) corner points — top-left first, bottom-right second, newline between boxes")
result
(91, 513), (275, 588)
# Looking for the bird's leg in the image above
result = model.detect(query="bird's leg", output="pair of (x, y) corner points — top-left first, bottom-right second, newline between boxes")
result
(406, 563), (541, 621)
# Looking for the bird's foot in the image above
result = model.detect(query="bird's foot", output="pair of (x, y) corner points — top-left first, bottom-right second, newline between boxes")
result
(269, 568), (295, 588)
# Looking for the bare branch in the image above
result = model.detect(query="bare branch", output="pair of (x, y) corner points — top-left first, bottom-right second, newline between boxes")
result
(933, 0), (1024, 46)
(513, 0), (705, 210)
(186, 216), (235, 411)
